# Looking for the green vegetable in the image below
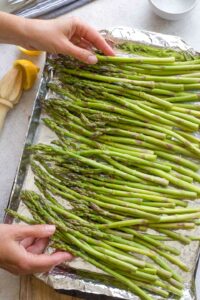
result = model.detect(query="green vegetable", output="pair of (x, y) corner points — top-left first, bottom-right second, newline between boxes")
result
(8, 48), (200, 299)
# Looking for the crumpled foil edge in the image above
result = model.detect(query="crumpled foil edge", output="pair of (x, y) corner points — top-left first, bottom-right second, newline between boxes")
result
(100, 26), (199, 56)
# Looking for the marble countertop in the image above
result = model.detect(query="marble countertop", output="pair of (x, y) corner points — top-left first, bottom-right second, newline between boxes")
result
(0, 0), (200, 299)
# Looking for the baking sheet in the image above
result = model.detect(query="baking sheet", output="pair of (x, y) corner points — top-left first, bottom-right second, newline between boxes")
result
(4, 27), (200, 300)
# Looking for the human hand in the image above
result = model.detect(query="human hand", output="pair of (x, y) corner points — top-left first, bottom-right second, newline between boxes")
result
(22, 16), (114, 64)
(0, 224), (73, 275)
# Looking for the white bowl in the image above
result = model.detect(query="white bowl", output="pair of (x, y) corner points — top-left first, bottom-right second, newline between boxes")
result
(149, 0), (198, 21)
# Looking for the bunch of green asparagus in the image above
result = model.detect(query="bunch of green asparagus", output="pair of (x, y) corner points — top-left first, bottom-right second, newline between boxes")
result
(7, 47), (200, 299)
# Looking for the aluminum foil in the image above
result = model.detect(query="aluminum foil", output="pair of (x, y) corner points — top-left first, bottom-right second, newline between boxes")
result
(6, 0), (35, 13)
(4, 27), (200, 300)
(103, 27), (197, 53)
(8, 0), (95, 18)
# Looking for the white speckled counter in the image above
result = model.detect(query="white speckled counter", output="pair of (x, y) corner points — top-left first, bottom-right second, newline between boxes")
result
(1, 0), (200, 298)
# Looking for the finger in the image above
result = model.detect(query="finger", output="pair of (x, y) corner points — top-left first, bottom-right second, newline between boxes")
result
(71, 37), (93, 51)
(27, 251), (73, 273)
(20, 237), (35, 248)
(13, 224), (56, 240)
(26, 238), (49, 254)
(74, 20), (115, 56)
(61, 40), (97, 64)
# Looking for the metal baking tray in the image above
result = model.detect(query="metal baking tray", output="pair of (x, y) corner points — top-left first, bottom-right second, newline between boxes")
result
(4, 27), (200, 300)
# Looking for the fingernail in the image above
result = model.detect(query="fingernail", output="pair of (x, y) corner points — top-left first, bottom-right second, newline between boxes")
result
(44, 225), (56, 233)
(87, 55), (97, 64)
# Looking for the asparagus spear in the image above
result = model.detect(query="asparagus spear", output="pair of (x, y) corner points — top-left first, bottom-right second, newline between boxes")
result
(11, 51), (200, 300)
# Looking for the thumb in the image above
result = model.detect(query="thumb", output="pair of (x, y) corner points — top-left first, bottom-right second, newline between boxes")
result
(13, 224), (56, 240)
(61, 40), (97, 64)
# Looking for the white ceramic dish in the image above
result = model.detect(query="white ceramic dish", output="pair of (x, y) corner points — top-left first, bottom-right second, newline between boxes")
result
(149, 0), (198, 21)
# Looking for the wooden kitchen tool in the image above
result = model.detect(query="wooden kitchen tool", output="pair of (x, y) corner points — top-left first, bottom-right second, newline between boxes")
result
(20, 276), (82, 300)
